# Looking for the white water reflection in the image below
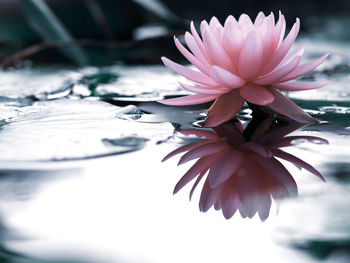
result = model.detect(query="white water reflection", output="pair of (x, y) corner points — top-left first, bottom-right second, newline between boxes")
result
(0, 68), (81, 99)
(1, 144), (326, 263)
(0, 99), (174, 161)
(0, 120), (344, 263)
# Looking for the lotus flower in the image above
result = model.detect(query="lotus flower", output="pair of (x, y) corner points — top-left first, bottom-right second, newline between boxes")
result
(163, 120), (327, 220)
(159, 12), (329, 126)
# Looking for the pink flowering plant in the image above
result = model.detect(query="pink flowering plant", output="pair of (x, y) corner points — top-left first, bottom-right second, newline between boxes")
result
(159, 12), (329, 126)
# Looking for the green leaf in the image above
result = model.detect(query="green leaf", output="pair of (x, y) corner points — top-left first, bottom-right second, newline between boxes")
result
(132, 0), (182, 25)
(19, 0), (88, 65)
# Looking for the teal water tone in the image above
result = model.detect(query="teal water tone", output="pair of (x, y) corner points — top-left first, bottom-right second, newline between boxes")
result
(0, 36), (349, 263)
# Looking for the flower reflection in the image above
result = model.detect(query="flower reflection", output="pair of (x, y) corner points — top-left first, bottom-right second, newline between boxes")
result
(163, 119), (328, 221)
(158, 12), (328, 126)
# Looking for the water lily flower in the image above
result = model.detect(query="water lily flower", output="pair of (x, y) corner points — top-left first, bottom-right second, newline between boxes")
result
(159, 12), (329, 127)
(162, 121), (327, 220)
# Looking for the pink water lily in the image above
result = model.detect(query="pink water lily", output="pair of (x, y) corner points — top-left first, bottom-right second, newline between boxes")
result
(163, 121), (327, 220)
(158, 12), (329, 126)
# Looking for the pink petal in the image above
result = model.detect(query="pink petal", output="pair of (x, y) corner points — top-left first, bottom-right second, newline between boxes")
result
(275, 45), (304, 70)
(209, 16), (223, 29)
(240, 142), (273, 157)
(174, 154), (216, 194)
(210, 66), (246, 89)
(201, 22), (235, 71)
(280, 53), (329, 82)
(162, 140), (212, 162)
(257, 15), (275, 63)
(275, 11), (286, 47)
(223, 16), (243, 70)
(204, 90), (244, 127)
(260, 12), (285, 67)
(267, 88), (316, 123)
(238, 14), (254, 37)
(174, 36), (210, 75)
(161, 57), (217, 86)
(254, 55), (301, 85)
(273, 80), (329, 91)
(179, 82), (229, 95)
(190, 21), (211, 63)
(268, 12), (275, 26)
(178, 142), (230, 165)
(272, 149), (325, 182)
(208, 149), (245, 188)
(239, 83), (275, 105)
(209, 16), (224, 40)
(158, 94), (217, 106)
(185, 32), (211, 70)
(238, 30), (264, 80)
(254, 11), (266, 26)
(261, 18), (300, 75)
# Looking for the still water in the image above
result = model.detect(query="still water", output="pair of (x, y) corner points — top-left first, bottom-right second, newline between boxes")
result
(0, 36), (349, 262)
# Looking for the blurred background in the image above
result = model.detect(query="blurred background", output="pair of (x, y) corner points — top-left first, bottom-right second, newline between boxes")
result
(0, 0), (349, 67)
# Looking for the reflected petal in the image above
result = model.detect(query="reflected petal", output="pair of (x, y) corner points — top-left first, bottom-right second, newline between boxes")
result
(189, 168), (208, 200)
(162, 140), (212, 162)
(258, 192), (272, 222)
(272, 149), (326, 182)
(222, 192), (239, 219)
(254, 154), (298, 197)
(199, 177), (221, 212)
(174, 154), (217, 194)
(240, 141), (273, 158)
(178, 142), (230, 165)
(208, 149), (245, 188)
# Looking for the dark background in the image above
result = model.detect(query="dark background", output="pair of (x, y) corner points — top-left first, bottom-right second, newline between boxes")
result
(0, 0), (348, 66)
